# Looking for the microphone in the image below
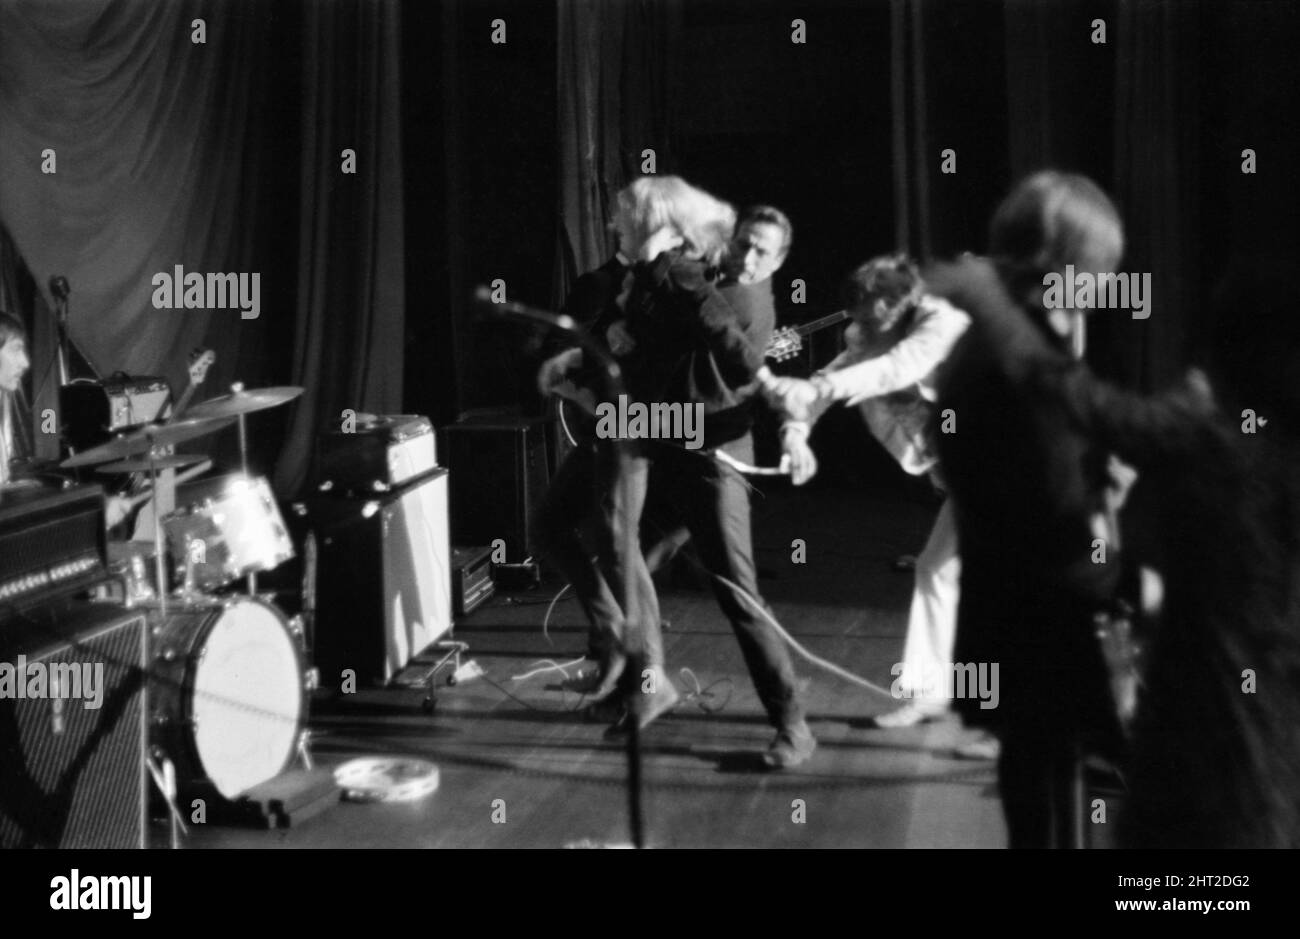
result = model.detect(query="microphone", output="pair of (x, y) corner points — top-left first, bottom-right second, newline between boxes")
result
(49, 276), (70, 301)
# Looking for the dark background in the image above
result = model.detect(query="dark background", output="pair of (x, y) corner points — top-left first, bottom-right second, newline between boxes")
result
(400, 0), (1298, 486)
(1, 0), (1296, 493)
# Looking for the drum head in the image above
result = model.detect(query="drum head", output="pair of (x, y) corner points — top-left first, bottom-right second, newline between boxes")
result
(190, 600), (302, 798)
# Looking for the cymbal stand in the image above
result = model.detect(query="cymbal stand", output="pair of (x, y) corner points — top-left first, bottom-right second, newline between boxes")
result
(231, 383), (258, 597)
(148, 440), (168, 619)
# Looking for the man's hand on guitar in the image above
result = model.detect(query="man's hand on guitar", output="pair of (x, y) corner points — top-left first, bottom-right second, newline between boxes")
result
(537, 348), (583, 397)
(605, 320), (636, 357)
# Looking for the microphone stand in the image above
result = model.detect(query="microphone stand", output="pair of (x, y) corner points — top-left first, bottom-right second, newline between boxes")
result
(474, 287), (645, 849)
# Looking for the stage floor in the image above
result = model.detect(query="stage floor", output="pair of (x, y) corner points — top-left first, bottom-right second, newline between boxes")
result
(181, 483), (1013, 849)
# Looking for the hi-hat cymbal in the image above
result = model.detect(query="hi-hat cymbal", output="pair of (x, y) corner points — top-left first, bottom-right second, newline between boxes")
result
(95, 453), (208, 474)
(184, 385), (304, 421)
(61, 416), (236, 468)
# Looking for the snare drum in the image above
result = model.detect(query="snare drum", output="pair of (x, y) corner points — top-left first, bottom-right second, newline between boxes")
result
(150, 597), (305, 799)
(163, 475), (294, 590)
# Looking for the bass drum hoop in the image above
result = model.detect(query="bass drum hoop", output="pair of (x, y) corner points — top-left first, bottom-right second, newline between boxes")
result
(151, 596), (305, 801)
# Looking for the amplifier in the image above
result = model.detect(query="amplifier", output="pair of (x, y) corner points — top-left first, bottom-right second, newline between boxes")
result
(60, 377), (171, 451)
(0, 484), (107, 620)
(0, 600), (149, 848)
(318, 414), (437, 493)
(304, 469), (452, 684)
(451, 545), (495, 616)
(441, 414), (550, 563)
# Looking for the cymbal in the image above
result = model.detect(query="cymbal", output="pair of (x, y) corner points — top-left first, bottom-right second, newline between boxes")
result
(61, 416), (235, 468)
(95, 453), (209, 474)
(184, 385), (304, 421)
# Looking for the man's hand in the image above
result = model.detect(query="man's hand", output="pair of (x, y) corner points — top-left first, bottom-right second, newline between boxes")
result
(605, 320), (636, 357)
(776, 377), (826, 422)
(536, 348), (583, 397)
(780, 424), (818, 486)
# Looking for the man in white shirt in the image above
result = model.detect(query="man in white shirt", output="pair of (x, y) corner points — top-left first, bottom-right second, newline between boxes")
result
(767, 254), (974, 729)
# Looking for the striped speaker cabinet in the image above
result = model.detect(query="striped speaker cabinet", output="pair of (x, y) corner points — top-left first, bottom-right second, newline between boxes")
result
(0, 601), (148, 849)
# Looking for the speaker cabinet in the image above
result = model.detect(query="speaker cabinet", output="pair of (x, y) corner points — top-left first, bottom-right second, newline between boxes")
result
(306, 469), (451, 686)
(0, 602), (148, 849)
(441, 414), (550, 563)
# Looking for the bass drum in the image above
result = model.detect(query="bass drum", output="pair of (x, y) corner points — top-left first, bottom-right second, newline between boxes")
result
(150, 597), (305, 800)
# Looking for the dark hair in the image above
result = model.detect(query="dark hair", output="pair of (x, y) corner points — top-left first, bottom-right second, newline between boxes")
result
(843, 252), (921, 311)
(738, 205), (793, 255)
(0, 313), (26, 349)
(988, 170), (1124, 311)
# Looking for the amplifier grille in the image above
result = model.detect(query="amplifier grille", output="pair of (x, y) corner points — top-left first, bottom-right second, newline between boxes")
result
(0, 604), (147, 848)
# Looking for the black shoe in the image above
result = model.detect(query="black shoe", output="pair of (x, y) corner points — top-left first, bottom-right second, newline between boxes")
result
(762, 721), (817, 769)
(583, 692), (627, 725)
(603, 670), (680, 737)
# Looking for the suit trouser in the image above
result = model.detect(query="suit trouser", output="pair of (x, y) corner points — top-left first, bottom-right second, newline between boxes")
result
(649, 444), (805, 730)
(534, 441), (663, 668)
(896, 495), (961, 701)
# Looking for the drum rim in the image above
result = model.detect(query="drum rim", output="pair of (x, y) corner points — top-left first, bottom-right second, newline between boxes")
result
(152, 596), (306, 799)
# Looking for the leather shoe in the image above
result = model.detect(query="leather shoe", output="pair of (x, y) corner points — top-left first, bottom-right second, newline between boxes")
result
(762, 721), (817, 769)
(872, 701), (949, 729)
(604, 670), (679, 737)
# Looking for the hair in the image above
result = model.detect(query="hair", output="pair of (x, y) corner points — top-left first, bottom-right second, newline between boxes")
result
(0, 312), (26, 349)
(842, 253), (922, 327)
(613, 175), (736, 268)
(988, 170), (1124, 312)
(737, 204), (793, 255)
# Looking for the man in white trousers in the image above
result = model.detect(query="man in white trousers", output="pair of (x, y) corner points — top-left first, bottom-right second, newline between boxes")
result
(767, 253), (980, 732)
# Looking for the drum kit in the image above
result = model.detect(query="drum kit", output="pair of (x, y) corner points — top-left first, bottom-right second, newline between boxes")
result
(61, 383), (313, 825)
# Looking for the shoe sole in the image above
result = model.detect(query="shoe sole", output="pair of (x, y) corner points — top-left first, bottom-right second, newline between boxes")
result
(871, 710), (948, 729)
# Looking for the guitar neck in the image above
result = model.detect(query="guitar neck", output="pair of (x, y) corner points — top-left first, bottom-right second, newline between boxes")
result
(170, 381), (200, 423)
(794, 309), (850, 338)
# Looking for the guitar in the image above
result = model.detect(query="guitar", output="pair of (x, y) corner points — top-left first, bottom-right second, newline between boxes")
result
(763, 309), (851, 362)
(170, 349), (217, 421)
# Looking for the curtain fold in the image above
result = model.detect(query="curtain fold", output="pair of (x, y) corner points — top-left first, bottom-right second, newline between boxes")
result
(0, 0), (405, 495)
(0, 0), (275, 413)
(1111, 0), (1201, 390)
(273, 0), (405, 494)
(554, 0), (681, 307)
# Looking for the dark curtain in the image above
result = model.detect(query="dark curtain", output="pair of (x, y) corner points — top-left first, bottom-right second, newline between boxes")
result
(889, 0), (1011, 263)
(554, 0), (682, 304)
(0, 0), (405, 495)
(274, 0), (405, 494)
(0, 0), (279, 420)
(892, 0), (1243, 392)
(1110, 0), (1202, 390)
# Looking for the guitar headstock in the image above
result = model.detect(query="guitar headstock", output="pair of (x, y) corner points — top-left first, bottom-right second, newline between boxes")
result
(764, 327), (803, 362)
(188, 349), (216, 386)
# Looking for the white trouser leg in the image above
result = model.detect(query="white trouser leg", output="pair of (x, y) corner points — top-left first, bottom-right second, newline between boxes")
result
(897, 496), (960, 704)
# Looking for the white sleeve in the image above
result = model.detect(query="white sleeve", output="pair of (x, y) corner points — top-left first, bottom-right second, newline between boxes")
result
(821, 299), (970, 406)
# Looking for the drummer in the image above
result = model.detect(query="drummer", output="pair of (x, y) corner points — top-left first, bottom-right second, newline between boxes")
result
(0, 312), (131, 525)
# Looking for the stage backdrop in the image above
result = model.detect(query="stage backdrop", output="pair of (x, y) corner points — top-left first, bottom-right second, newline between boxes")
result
(0, 0), (405, 493)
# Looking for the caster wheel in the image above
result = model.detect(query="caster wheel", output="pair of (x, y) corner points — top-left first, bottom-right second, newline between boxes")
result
(447, 674), (458, 686)
(421, 697), (436, 714)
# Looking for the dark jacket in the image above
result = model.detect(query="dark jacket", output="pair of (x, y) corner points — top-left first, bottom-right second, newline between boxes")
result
(930, 259), (1123, 737)
(615, 251), (768, 449)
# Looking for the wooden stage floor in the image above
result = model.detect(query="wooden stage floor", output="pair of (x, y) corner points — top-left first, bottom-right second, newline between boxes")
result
(184, 483), (1010, 849)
